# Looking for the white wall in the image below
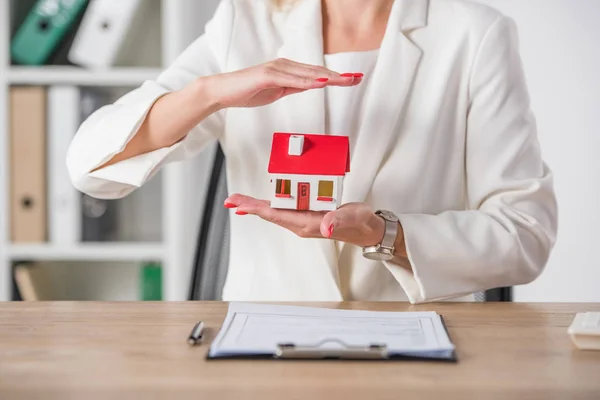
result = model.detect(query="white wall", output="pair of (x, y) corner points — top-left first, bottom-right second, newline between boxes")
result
(474, 0), (600, 302)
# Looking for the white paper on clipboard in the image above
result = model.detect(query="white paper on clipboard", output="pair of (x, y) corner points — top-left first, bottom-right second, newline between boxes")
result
(208, 302), (455, 359)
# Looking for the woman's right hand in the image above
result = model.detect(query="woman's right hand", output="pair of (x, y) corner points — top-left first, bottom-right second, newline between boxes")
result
(91, 59), (362, 170)
(203, 58), (363, 109)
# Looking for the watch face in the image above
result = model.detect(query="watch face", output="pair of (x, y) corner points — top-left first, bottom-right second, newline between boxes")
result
(363, 248), (395, 261)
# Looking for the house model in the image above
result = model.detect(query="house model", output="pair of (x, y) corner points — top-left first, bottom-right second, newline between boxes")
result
(267, 132), (350, 211)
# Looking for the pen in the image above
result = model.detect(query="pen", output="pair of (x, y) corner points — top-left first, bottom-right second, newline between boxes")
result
(188, 321), (205, 346)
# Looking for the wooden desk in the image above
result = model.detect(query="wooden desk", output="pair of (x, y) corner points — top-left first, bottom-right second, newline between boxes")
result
(0, 302), (599, 400)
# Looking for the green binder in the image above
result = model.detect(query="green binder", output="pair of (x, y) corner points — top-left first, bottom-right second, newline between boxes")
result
(11, 0), (89, 65)
(140, 262), (162, 301)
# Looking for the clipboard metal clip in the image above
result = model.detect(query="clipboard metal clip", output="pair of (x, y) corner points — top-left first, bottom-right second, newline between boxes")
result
(275, 339), (389, 359)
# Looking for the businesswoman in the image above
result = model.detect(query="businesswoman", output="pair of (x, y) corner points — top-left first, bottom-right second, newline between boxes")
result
(67, 0), (558, 303)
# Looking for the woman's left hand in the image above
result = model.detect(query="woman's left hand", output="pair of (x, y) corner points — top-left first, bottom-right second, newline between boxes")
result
(224, 194), (385, 247)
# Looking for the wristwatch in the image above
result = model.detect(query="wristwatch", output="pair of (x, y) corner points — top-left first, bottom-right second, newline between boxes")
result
(362, 210), (399, 261)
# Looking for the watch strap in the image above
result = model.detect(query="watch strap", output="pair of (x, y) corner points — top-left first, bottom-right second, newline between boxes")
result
(362, 211), (399, 261)
(380, 217), (397, 249)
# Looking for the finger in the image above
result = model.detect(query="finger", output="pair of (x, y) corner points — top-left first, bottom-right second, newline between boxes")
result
(327, 72), (365, 87)
(352, 75), (364, 85)
(270, 70), (357, 89)
(276, 58), (341, 80)
(235, 198), (308, 223)
(337, 73), (355, 86)
(226, 194), (298, 223)
(265, 70), (332, 90)
(338, 73), (365, 87)
(279, 60), (363, 87)
(225, 193), (270, 209)
(273, 59), (356, 87)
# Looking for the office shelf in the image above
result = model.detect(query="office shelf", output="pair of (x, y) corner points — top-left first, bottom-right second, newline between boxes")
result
(0, 0), (221, 301)
(8, 66), (161, 86)
(8, 243), (165, 262)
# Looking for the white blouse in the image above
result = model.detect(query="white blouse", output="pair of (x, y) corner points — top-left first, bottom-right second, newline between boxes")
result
(324, 49), (380, 255)
(66, 0), (558, 304)
(324, 49), (379, 154)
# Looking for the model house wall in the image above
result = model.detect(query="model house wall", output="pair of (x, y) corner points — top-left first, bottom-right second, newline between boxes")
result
(270, 173), (344, 212)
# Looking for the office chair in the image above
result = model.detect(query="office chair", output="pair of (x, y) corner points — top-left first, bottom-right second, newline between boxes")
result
(188, 144), (230, 300)
(187, 143), (512, 302)
(484, 287), (512, 301)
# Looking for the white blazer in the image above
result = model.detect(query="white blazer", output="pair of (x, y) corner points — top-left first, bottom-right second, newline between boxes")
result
(67, 0), (558, 303)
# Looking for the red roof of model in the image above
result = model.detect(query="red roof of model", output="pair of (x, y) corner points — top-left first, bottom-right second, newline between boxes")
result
(268, 132), (350, 176)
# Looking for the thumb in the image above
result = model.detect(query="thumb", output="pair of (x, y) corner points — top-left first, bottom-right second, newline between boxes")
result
(320, 210), (341, 238)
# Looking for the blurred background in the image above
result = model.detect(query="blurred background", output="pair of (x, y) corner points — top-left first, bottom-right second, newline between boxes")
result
(0, 0), (598, 303)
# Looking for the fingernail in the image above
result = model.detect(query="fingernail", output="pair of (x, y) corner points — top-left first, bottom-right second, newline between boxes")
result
(224, 202), (237, 208)
(353, 73), (364, 78)
(327, 224), (334, 238)
(340, 73), (354, 77)
(235, 210), (248, 215)
(316, 78), (329, 82)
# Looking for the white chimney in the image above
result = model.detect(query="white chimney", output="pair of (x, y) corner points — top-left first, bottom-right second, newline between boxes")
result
(288, 135), (304, 156)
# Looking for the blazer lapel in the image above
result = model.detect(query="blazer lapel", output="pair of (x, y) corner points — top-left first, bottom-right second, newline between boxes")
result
(339, 0), (428, 260)
(341, 0), (428, 205)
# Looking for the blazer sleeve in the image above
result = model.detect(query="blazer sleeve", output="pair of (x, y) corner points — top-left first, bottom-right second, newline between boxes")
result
(384, 16), (558, 303)
(67, 0), (234, 199)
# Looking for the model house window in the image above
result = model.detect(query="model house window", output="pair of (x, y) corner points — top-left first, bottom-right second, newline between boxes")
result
(276, 179), (291, 198)
(317, 180), (334, 201)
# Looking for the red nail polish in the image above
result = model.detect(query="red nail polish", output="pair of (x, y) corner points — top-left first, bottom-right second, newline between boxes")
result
(236, 211), (248, 215)
(340, 73), (354, 77)
(327, 224), (334, 238)
(224, 202), (237, 208)
(316, 78), (329, 82)
(353, 73), (364, 78)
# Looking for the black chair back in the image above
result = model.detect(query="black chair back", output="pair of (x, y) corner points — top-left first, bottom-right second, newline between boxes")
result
(188, 145), (230, 300)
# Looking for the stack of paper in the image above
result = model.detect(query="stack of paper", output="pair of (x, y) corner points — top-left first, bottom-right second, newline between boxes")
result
(208, 303), (456, 361)
(568, 312), (600, 350)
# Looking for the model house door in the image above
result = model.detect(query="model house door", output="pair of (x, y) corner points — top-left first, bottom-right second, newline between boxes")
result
(297, 182), (310, 210)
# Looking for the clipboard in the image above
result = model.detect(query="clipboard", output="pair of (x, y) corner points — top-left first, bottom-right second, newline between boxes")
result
(205, 311), (458, 362)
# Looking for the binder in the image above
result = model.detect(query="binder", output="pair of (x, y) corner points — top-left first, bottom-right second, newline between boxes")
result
(140, 262), (162, 301)
(10, 0), (89, 65)
(13, 262), (65, 301)
(48, 86), (81, 245)
(68, 0), (145, 68)
(14, 263), (41, 301)
(10, 87), (47, 243)
(79, 89), (118, 242)
(14, 263), (43, 301)
(47, 3), (91, 66)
